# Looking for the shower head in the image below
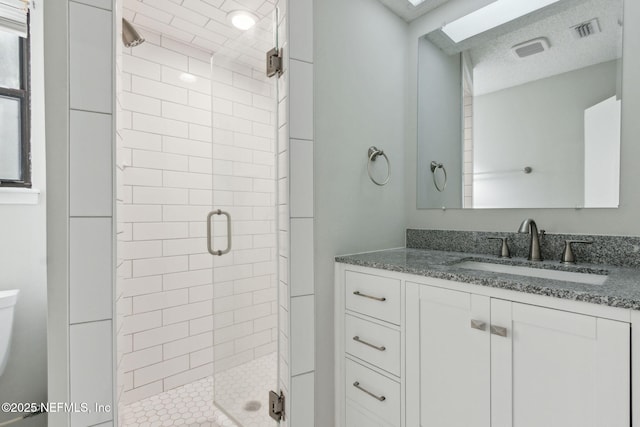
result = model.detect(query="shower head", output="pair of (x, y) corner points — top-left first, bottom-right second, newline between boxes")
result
(122, 18), (145, 48)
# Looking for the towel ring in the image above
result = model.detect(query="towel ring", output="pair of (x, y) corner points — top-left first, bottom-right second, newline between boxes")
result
(430, 161), (447, 192)
(367, 146), (390, 186)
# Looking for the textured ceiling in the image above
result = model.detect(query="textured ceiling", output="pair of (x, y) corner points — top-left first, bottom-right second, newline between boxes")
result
(375, 0), (451, 22)
(471, 0), (623, 95)
(123, 0), (275, 66)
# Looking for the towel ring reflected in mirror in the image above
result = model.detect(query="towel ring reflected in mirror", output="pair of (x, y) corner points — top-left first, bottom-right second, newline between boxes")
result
(430, 161), (447, 192)
(367, 146), (390, 186)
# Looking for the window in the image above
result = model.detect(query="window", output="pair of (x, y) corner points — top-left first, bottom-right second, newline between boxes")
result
(0, 16), (30, 187)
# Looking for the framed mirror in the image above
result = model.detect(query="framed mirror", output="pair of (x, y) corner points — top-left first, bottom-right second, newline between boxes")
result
(417, 0), (623, 209)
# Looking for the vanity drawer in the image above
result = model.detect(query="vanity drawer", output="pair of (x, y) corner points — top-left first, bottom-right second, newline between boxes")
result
(345, 271), (400, 324)
(346, 358), (400, 427)
(345, 314), (400, 376)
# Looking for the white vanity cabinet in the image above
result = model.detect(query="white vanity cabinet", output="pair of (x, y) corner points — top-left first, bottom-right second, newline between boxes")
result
(336, 263), (635, 427)
(405, 282), (630, 427)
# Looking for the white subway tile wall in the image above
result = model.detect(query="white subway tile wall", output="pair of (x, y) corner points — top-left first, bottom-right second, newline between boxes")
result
(116, 10), (127, 421)
(463, 94), (473, 208)
(117, 26), (277, 405)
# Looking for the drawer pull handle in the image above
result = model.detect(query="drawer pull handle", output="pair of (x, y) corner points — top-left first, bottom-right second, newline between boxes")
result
(353, 381), (386, 402)
(353, 291), (386, 302)
(353, 336), (386, 351)
(490, 325), (508, 337)
(470, 319), (486, 331)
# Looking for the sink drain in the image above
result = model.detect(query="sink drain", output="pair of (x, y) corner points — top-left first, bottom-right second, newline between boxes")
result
(243, 401), (262, 412)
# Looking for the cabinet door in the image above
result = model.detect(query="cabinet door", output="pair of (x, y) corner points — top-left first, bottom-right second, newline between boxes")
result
(406, 282), (491, 427)
(491, 299), (630, 427)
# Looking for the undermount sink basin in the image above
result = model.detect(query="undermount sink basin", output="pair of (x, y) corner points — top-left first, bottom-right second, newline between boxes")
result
(454, 261), (608, 286)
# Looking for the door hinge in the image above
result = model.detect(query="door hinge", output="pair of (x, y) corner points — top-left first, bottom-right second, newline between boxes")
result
(269, 390), (285, 421)
(266, 47), (283, 78)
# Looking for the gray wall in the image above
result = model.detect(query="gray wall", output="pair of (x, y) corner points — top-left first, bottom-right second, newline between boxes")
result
(417, 37), (462, 209)
(473, 60), (618, 208)
(314, 0), (408, 424)
(406, 0), (640, 236)
(0, 5), (47, 426)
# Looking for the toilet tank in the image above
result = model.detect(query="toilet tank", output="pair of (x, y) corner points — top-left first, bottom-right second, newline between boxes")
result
(0, 290), (19, 376)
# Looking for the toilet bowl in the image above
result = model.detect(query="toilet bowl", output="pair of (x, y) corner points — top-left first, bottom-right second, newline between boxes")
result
(0, 290), (19, 376)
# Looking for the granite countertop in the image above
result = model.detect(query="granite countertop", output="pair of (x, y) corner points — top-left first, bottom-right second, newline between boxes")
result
(336, 248), (640, 310)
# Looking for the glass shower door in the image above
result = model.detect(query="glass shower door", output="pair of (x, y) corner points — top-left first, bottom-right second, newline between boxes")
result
(207, 8), (281, 427)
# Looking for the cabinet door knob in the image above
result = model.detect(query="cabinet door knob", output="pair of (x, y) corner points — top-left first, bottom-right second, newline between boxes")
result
(353, 336), (386, 351)
(353, 381), (386, 402)
(470, 319), (487, 331)
(490, 325), (508, 337)
(353, 291), (386, 302)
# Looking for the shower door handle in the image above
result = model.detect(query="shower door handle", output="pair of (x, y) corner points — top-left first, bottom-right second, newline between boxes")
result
(207, 209), (232, 256)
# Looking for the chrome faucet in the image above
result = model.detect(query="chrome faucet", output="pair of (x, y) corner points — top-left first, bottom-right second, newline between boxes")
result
(518, 218), (544, 261)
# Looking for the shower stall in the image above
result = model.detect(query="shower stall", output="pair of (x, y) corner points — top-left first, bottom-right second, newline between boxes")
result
(115, 2), (284, 426)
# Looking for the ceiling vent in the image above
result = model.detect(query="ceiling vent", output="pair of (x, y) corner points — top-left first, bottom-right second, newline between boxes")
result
(573, 18), (601, 38)
(512, 37), (550, 58)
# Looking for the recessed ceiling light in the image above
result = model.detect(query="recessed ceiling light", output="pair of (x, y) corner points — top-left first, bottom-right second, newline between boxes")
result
(227, 10), (257, 31)
(442, 0), (560, 43)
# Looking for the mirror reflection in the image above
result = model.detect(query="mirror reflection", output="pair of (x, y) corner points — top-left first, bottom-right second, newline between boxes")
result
(417, 0), (623, 209)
